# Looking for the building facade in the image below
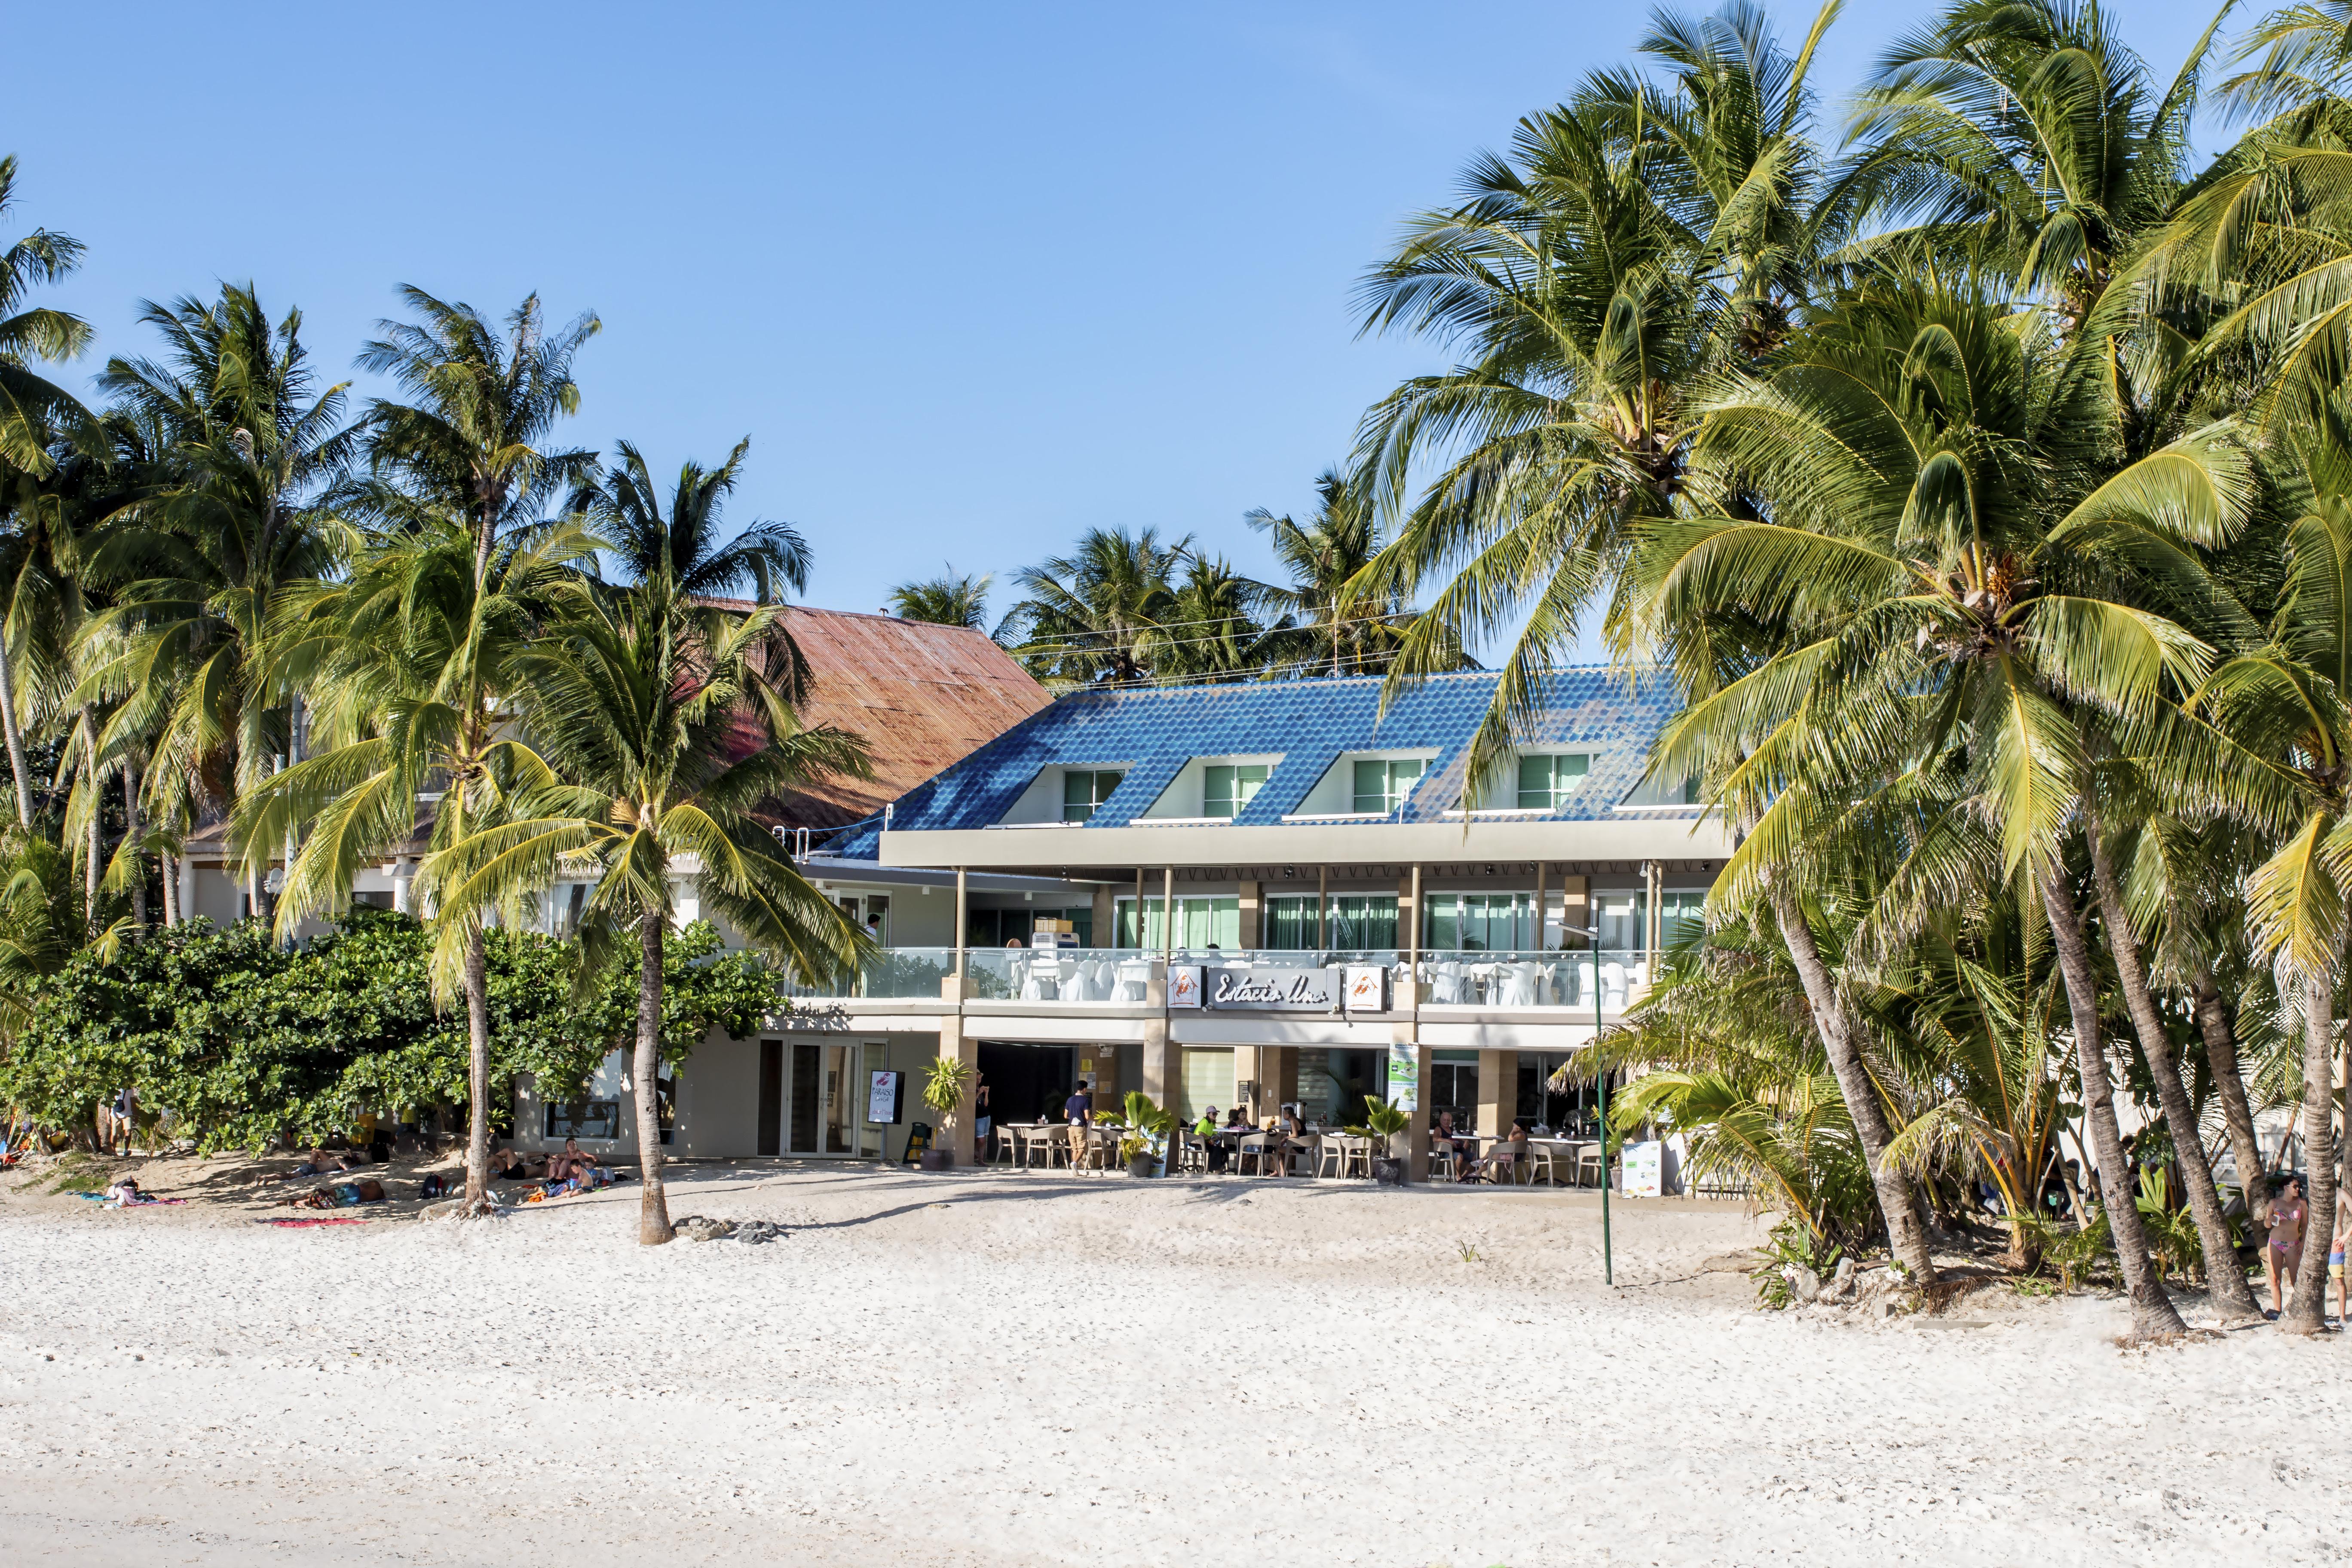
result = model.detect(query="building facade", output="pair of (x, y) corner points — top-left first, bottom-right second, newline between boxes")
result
(589, 667), (1734, 1179)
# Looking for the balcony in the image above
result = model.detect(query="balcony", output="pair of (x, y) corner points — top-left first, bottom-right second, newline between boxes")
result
(778, 945), (1652, 1011)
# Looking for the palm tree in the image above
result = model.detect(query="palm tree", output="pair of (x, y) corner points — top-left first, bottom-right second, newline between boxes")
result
(81, 285), (355, 912)
(356, 288), (600, 579)
(1632, 274), (2269, 1332)
(887, 567), (992, 630)
(1839, 0), (2231, 332)
(572, 437), (809, 603)
(995, 527), (1186, 685)
(425, 574), (870, 1243)
(1348, 1), (1846, 779)
(0, 155), (96, 824)
(2186, 418), (2352, 1332)
(1246, 468), (1409, 676)
(235, 508), (595, 1211)
(1152, 554), (1285, 682)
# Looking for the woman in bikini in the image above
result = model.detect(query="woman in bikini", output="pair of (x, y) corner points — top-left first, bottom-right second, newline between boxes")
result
(2265, 1175), (2308, 1319)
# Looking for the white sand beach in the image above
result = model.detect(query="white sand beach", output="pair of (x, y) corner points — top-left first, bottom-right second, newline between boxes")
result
(3, 1161), (2346, 1567)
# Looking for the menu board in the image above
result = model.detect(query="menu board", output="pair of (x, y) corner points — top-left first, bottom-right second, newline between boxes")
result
(1621, 1139), (1662, 1197)
(1386, 1042), (1419, 1111)
(868, 1070), (903, 1125)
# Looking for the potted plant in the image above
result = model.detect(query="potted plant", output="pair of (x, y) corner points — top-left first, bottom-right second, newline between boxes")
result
(1364, 1095), (1410, 1185)
(1118, 1091), (1174, 1176)
(919, 1058), (973, 1171)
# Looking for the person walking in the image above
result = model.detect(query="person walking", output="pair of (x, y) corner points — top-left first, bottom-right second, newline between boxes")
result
(2265, 1175), (2309, 1320)
(2331, 1185), (2350, 1326)
(1064, 1078), (1093, 1172)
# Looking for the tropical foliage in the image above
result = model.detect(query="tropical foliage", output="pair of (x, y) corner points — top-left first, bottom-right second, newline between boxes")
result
(1364, 0), (2352, 1338)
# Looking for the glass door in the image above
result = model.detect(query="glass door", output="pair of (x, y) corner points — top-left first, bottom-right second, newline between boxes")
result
(821, 1041), (862, 1154)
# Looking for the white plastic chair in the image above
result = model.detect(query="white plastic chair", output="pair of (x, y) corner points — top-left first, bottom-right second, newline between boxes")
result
(1432, 961), (1465, 1004)
(1502, 961), (1539, 1006)
(1601, 961), (1628, 1011)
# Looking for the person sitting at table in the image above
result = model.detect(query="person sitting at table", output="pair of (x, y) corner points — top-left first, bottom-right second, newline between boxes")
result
(1224, 1106), (1250, 1130)
(1195, 1106), (1229, 1173)
(1431, 1109), (1472, 1173)
(1469, 1121), (1531, 1183)
(1262, 1104), (1309, 1178)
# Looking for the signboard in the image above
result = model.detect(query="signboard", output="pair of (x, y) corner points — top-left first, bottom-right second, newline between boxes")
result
(1386, 1042), (1420, 1111)
(900, 1120), (933, 1165)
(867, 1070), (904, 1125)
(1168, 965), (1204, 1008)
(1205, 964), (1342, 1011)
(1622, 1139), (1662, 1198)
(1344, 965), (1390, 1014)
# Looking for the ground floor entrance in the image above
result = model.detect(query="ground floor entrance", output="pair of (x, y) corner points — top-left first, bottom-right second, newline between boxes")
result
(755, 1038), (884, 1157)
(976, 1041), (1079, 1128)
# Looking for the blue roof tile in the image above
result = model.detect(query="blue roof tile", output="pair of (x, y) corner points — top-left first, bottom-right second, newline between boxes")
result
(826, 668), (1688, 858)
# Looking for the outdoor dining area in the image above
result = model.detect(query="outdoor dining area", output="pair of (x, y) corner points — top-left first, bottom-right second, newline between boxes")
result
(983, 1115), (1610, 1185)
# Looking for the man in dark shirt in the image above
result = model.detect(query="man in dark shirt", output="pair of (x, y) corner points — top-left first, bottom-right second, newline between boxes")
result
(1064, 1079), (1093, 1171)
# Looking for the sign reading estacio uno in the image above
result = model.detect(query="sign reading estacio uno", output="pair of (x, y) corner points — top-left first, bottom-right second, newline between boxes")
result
(1171, 963), (1351, 1011)
(1211, 966), (1342, 1009)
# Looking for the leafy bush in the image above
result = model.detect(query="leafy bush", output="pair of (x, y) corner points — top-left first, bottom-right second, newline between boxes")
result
(0, 910), (790, 1152)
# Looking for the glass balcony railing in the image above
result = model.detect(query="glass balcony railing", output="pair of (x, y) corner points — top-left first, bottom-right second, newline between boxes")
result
(963, 947), (1154, 1002)
(1409, 950), (1650, 1009)
(780, 945), (1653, 1009)
(781, 946), (961, 1000)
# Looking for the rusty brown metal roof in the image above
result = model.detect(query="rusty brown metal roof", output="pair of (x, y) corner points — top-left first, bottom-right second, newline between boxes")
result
(184, 605), (1047, 857)
(749, 605), (1050, 830)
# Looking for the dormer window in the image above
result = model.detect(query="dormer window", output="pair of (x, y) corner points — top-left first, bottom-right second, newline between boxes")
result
(1516, 753), (1589, 810)
(1204, 763), (1269, 819)
(1352, 758), (1424, 814)
(1062, 770), (1124, 823)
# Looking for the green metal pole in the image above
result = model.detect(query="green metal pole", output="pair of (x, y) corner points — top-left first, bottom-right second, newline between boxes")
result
(1596, 954), (1611, 1287)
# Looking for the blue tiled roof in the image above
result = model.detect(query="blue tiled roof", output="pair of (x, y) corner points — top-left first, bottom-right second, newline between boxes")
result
(827, 668), (1684, 858)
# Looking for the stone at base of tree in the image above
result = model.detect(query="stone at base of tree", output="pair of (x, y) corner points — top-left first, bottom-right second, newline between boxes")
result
(918, 1149), (955, 1172)
(671, 1215), (735, 1242)
(1788, 1265), (1823, 1304)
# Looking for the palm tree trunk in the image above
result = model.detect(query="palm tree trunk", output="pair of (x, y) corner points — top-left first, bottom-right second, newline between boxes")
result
(2283, 968), (2340, 1334)
(2189, 962), (2267, 1216)
(123, 757), (146, 928)
(83, 731), (101, 932)
(159, 847), (179, 928)
(634, 908), (673, 1245)
(0, 627), (29, 828)
(2035, 867), (2186, 1338)
(1769, 882), (1937, 1284)
(2085, 819), (2262, 1323)
(462, 925), (493, 1213)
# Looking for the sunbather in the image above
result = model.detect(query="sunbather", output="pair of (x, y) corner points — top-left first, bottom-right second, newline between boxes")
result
(545, 1138), (594, 1184)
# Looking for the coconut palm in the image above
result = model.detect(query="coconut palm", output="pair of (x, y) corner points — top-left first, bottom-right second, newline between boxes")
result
(422, 573), (870, 1243)
(995, 527), (1187, 686)
(0, 156), (97, 824)
(355, 288), (600, 577)
(2184, 418), (2352, 1332)
(1630, 271), (2278, 1332)
(1151, 554), (1286, 682)
(887, 567), (992, 630)
(80, 286), (355, 914)
(573, 437), (809, 604)
(1838, 0), (2230, 330)
(1245, 469), (1412, 677)
(234, 505), (596, 1211)
(1348, 1), (1847, 781)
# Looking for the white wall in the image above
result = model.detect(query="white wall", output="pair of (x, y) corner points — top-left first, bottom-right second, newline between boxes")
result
(1136, 753), (1286, 819)
(1289, 750), (1441, 816)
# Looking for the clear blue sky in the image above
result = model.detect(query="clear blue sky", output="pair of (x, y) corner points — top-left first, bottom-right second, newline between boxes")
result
(11, 0), (2230, 653)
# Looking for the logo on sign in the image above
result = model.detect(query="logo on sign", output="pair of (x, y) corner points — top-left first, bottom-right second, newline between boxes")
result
(1168, 965), (1204, 1008)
